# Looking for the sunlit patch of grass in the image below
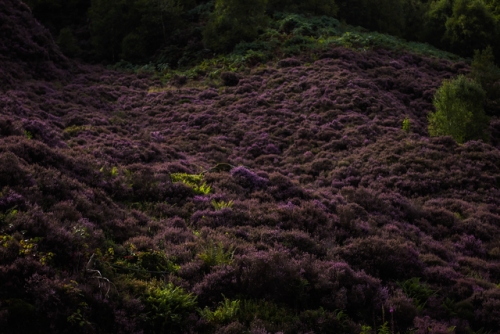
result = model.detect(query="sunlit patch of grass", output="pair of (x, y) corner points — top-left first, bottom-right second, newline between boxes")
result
(147, 79), (213, 93)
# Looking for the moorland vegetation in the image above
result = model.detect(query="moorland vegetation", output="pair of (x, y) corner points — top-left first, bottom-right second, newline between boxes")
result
(1, 0), (500, 333)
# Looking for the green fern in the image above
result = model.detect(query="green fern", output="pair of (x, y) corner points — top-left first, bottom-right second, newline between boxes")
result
(397, 277), (439, 312)
(378, 322), (390, 334)
(171, 173), (211, 194)
(442, 297), (458, 317)
(466, 327), (491, 334)
(170, 173), (204, 184)
(198, 240), (234, 267)
(360, 325), (373, 334)
(199, 295), (240, 325)
(144, 283), (197, 326)
(191, 181), (211, 195)
(211, 200), (234, 211)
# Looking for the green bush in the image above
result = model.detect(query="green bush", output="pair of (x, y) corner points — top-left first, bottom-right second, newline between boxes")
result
(143, 283), (198, 331)
(444, 0), (499, 57)
(203, 0), (269, 53)
(402, 116), (412, 134)
(428, 75), (490, 144)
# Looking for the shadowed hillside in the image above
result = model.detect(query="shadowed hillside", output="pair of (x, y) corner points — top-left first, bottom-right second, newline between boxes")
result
(1, 1), (500, 334)
(0, 0), (72, 88)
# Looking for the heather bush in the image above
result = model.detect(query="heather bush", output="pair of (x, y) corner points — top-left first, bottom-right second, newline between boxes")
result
(334, 236), (424, 281)
(428, 75), (490, 144)
(266, 172), (306, 201)
(454, 234), (486, 257)
(423, 266), (463, 286)
(230, 167), (268, 191)
(413, 316), (456, 334)
(235, 248), (306, 305)
(274, 201), (330, 234)
(384, 289), (418, 333)
(0, 153), (30, 187)
(215, 321), (246, 334)
(190, 207), (249, 228)
(0, 118), (22, 137)
(193, 265), (238, 305)
(312, 260), (384, 314)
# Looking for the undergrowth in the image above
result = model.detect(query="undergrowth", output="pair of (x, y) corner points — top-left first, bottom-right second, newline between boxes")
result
(111, 12), (464, 83)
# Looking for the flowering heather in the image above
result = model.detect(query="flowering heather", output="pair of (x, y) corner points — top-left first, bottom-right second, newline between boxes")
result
(1, 1), (500, 333)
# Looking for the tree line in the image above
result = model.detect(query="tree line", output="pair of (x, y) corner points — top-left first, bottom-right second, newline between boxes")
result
(24, 0), (500, 64)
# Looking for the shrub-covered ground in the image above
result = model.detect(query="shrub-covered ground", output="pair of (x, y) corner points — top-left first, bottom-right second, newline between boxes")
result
(2, 0), (500, 333)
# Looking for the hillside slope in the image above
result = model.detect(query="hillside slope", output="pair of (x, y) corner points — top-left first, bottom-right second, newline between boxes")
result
(0, 0), (71, 88)
(1, 1), (500, 333)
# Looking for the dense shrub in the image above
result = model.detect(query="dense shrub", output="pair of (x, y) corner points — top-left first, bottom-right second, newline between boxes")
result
(334, 236), (424, 281)
(444, 0), (499, 58)
(428, 75), (490, 144)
